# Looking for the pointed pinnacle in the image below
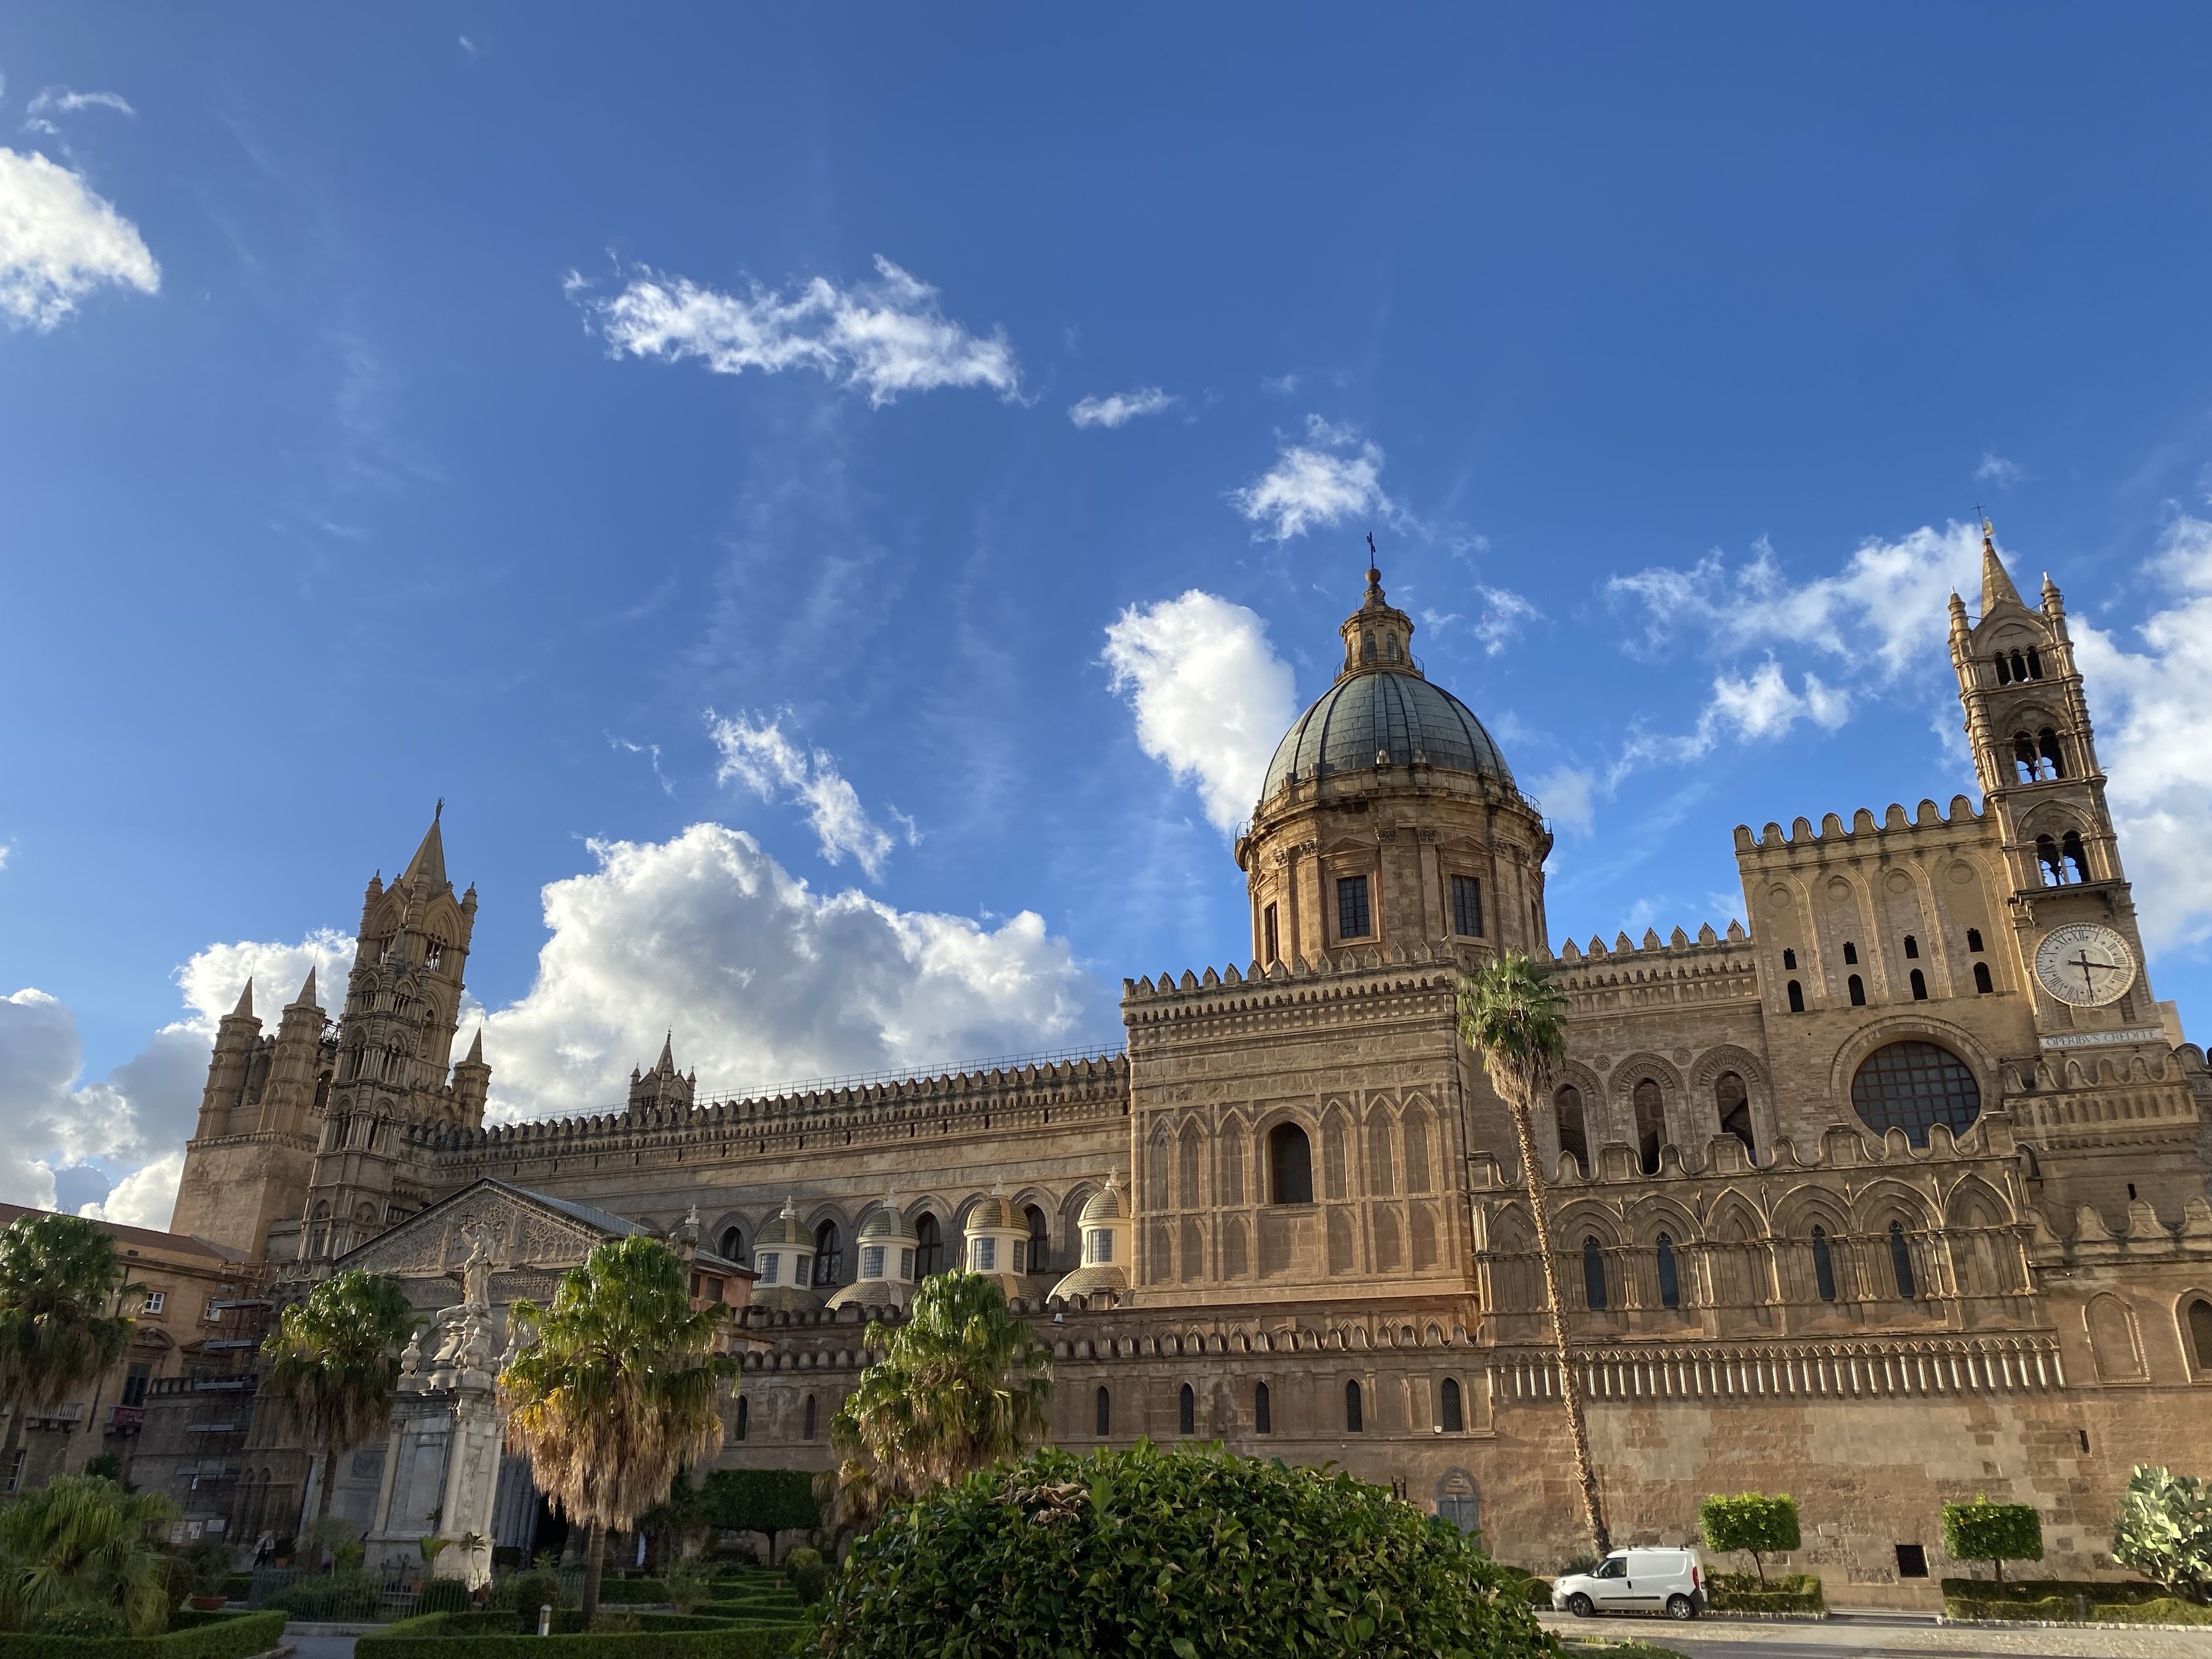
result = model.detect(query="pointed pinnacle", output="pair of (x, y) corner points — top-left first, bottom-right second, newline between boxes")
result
(291, 967), (319, 1009)
(231, 979), (255, 1020)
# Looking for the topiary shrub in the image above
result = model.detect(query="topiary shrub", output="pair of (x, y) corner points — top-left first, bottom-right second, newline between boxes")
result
(818, 1441), (1552, 1658)
(416, 1579), (472, 1614)
(30, 1605), (130, 1638)
(1941, 1497), (2042, 1588)
(781, 1549), (828, 1607)
(1698, 1493), (1801, 1588)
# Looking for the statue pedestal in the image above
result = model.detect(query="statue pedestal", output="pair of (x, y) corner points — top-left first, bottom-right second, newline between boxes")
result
(367, 1302), (504, 1590)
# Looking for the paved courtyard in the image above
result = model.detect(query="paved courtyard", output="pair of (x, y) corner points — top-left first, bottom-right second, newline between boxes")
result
(1543, 1610), (2212, 1659)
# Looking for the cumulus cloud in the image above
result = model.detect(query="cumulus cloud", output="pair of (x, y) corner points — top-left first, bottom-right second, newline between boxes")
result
(1229, 415), (1394, 541)
(0, 930), (353, 1230)
(571, 254), (1020, 406)
(480, 824), (1100, 1118)
(2073, 514), (2212, 951)
(1068, 386), (1175, 428)
(1102, 591), (1298, 834)
(708, 710), (911, 879)
(0, 146), (160, 331)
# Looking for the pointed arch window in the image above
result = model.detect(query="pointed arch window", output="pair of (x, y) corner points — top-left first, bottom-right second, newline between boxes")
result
(1094, 1386), (1112, 1437)
(1715, 1071), (1754, 1157)
(1583, 1237), (1608, 1312)
(913, 1213), (943, 1278)
(2026, 646), (2043, 679)
(1811, 1226), (1838, 1303)
(1024, 1206), (1049, 1275)
(1889, 1221), (1917, 1301)
(2061, 830), (2090, 883)
(1344, 1380), (1364, 1432)
(1253, 1381), (1272, 1435)
(2038, 728), (2067, 778)
(1178, 1383), (1195, 1436)
(734, 1396), (748, 1441)
(1554, 1086), (1589, 1173)
(2013, 732), (2042, 783)
(1268, 1124), (1314, 1205)
(1657, 1234), (1681, 1310)
(1633, 1080), (1664, 1174)
(2189, 1298), (2212, 1370)
(813, 1222), (842, 1286)
(1440, 1377), (1464, 1433)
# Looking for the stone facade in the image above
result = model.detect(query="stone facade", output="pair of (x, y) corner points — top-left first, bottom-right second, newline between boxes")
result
(160, 529), (2212, 1603)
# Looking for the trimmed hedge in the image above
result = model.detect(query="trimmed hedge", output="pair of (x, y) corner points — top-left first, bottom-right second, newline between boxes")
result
(0, 1611), (287, 1659)
(1939, 1579), (2212, 1624)
(1707, 1571), (1823, 1614)
(589, 1579), (669, 1606)
(355, 1614), (805, 1659)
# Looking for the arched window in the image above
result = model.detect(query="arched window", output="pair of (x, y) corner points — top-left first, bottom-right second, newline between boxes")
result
(1094, 1386), (1112, 1437)
(1967, 927), (1984, 953)
(1847, 974), (1867, 1006)
(2026, 647), (2043, 679)
(1811, 1227), (1838, 1303)
(1583, 1236), (1608, 1311)
(1851, 1040), (1982, 1145)
(1843, 941), (1858, 965)
(734, 1395), (748, 1441)
(1715, 1072), (1754, 1157)
(1024, 1205), (1049, 1275)
(1555, 1086), (1589, 1172)
(1440, 1377), (1464, 1433)
(1361, 631), (1376, 664)
(2013, 732), (2041, 783)
(913, 1213), (943, 1278)
(1178, 1383), (1195, 1436)
(1787, 979), (1805, 1013)
(2189, 1298), (2212, 1370)
(1889, 1221), (1917, 1301)
(1996, 651), (2014, 684)
(2036, 833), (2068, 886)
(1910, 968), (1928, 1000)
(2061, 830), (2090, 883)
(1269, 1124), (1314, 1205)
(1633, 1079), (1664, 1175)
(813, 1222), (842, 1286)
(1657, 1235), (1680, 1309)
(2039, 728), (2066, 779)
(802, 1395), (817, 1440)
(1903, 934), (1919, 959)
(1254, 1381), (1272, 1435)
(1782, 948), (1797, 970)
(717, 1226), (744, 1263)
(1975, 962), (1994, 994)
(1344, 1380), (1364, 1433)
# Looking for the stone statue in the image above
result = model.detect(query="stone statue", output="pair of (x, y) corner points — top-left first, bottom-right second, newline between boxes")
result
(458, 1217), (495, 1308)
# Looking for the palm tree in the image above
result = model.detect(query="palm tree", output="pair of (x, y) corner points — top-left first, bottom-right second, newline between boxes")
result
(0, 1473), (182, 1634)
(823, 1269), (1052, 1527)
(260, 1271), (418, 1527)
(0, 1213), (138, 1478)
(1458, 953), (1611, 1556)
(498, 1236), (734, 1624)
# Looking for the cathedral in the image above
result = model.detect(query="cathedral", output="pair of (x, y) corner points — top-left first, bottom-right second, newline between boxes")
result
(164, 528), (2212, 1603)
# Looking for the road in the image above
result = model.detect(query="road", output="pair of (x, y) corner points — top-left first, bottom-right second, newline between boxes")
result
(1539, 1610), (2212, 1659)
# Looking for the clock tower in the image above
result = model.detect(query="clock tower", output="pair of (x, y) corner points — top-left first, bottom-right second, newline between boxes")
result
(1947, 522), (2164, 1050)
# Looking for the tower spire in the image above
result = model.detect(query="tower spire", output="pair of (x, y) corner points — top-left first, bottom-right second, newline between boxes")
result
(1978, 516), (2023, 612)
(231, 979), (254, 1020)
(402, 806), (448, 891)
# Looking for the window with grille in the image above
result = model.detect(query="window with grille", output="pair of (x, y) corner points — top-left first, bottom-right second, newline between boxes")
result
(1450, 875), (1483, 937)
(1337, 875), (1372, 941)
(1851, 1040), (1982, 1145)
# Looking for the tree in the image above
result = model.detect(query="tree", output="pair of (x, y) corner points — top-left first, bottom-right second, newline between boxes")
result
(1942, 1497), (2042, 1586)
(819, 1442), (1555, 1659)
(822, 1269), (1051, 1527)
(2112, 1465), (2212, 1601)
(0, 1213), (138, 1447)
(260, 1271), (417, 1525)
(1698, 1492), (1801, 1586)
(499, 1236), (735, 1623)
(0, 1473), (181, 1635)
(1456, 955), (1609, 1555)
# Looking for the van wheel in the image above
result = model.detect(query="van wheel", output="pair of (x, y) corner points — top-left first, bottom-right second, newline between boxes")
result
(1567, 1594), (1594, 1618)
(1665, 1594), (1696, 1620)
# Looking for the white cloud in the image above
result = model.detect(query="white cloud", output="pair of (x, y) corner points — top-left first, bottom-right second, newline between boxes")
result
(1528, 766), (1595, 835)
(1471, 585), (1539, 656)
(2073, 514), (2212, 951)
(708, 710), (910, 880)
(1702, 660), (1850, 743)
(480, 824), (1100, 1118)
(1068, 386), (1175, 428)
(1102, 590), (1298, 834)
(24, 88), (137, 128)
(1229, 415), (1393, 542)
(1976, 452), (2027, 488)
(1259, 373), (1299, 396)
(572, 255), (1020, 407)
(81, 1152), (184, 1229)
(0, 146), (160, 331)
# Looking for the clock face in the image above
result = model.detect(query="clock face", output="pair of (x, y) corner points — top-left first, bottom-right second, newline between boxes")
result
(2033, 922), (2137, 1008)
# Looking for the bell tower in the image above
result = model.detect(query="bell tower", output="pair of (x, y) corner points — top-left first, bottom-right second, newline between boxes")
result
(1948, 522), (2162, 1044)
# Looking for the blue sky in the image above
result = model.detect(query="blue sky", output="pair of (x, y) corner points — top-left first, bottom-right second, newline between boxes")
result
(5, 8), (2212, 1224)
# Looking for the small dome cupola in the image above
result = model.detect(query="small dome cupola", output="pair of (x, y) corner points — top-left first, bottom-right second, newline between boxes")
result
(1339, 545), (1418, 679)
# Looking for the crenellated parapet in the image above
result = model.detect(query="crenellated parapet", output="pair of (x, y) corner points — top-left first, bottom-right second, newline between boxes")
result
(1735, 796), (1989, 856)
(1120, 943), (1464, 1051)
(1548, 922), (1760, 1016)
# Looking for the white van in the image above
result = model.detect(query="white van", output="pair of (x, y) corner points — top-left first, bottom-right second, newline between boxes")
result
(1551, 1547), (1706, 1620)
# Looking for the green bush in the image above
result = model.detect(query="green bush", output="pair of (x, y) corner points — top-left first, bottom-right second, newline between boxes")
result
(1938, 1576), (2212, 1624)
(0, 1610), (286, 1659)
(1941, 1498), (2042, 1586)
(416, 1581), (470, 1614)
(354, 1613), (805, 1659)
(1706, 1573), (1823, 1614)
(778, 1549), (828, 1608)
(265, 1570), (381, 1620)
(2112, 1465), (2212, 1601)
(588, 1579), (668, 1606)
(491, 1567), (566, 1624)
(30, 1608), (129, 1638)
(820, 1441), (1551, 1659)
(1698, 1493), (1800, 1587)
(693, 1471), (820, 1541)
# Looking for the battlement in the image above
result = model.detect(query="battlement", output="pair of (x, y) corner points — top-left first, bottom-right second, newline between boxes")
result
(1553, 919), (1748, 966)
(1120, 945), (1463, 1052)
(1733, 795), (1987, 856)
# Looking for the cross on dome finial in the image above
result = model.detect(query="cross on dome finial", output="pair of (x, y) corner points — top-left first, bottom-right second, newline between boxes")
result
(1366, 530), (1380, 587)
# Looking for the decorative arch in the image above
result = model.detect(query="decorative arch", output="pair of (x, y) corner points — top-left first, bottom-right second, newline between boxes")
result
(1365, 1103), (1398, 1197)
(2177, 1291), (2212, 1375)
(1549, 1060), (1608, 1151)
(1826, 1012), (1999, 1117)
(1320, 1105), (1352, 1202)
(1401, 1096), (1438, 1195)
(2086, 1293), (2147, 1383)
(1627, 1195), (1701, 1248)
(1178, 1119), (1206, 1210)
(1217, 1113), (1251, 1207)
(1146, 1124), (1172, 1211)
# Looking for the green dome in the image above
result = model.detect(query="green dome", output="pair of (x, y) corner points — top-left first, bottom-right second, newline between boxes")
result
(1260, 669), (1513, 802)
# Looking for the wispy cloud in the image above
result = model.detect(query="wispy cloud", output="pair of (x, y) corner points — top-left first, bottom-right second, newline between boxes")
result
(1103, 591), (1297, 834)
(1975, 451), (2028, 488)
(608, 734), (675, 798)
(571, 255), (1021, 407)
(708, 709), (912, 879)
(1471, 585), (1539, 655)
(1068, 386), (1175, 428)
(21, 87), (136, 134)
(458, 35), (484, 60)
(1229, 415), (1394, 542)
(0, 147), (159, 330)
